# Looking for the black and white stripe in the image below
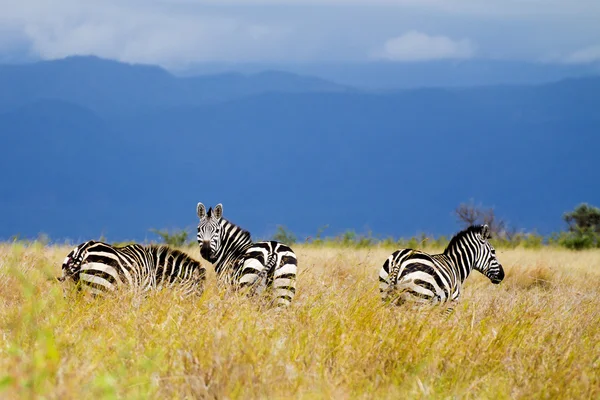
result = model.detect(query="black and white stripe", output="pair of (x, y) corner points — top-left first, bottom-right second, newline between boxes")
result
(379, 225), (504, 305)
(59, 241), (206, 296)
(196, 203), (298, 306)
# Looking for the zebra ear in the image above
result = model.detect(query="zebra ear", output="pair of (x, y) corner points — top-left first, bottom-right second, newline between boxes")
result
(481, 224), (491, 239)
(197, 203), (206, 219)
(214, 204), (223, 219)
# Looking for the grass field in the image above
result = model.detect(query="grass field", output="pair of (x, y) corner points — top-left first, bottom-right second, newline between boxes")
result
(0, 243), (599, 399)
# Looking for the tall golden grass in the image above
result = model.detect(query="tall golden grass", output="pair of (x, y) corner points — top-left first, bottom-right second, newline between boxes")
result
(0, 243), (599, 399)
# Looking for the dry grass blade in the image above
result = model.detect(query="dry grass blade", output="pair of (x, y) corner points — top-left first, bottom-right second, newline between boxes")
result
(0, 245), (598, 399)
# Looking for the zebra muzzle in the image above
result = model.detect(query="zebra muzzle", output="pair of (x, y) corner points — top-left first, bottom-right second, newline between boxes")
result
(200, 241), (212, 259)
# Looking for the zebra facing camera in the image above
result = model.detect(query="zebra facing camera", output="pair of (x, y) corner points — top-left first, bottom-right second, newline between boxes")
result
(196, 203), (223, 220)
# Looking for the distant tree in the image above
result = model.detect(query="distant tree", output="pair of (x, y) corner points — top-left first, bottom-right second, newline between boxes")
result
(455, 202), (480, 226)
(560, 204), (600, 250)
(563, 203), (600, 233)
(455, 200), (514, 239)
(150, 228), (189, 247)
(272, 225), (297, 245)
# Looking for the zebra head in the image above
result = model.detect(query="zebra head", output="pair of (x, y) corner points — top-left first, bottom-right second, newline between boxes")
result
(474, 224), (505, 284)
(197, 203), (223, 263)
(60, 241), (92, 278)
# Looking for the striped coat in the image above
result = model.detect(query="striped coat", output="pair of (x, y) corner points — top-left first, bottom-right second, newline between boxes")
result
(59, 241), (206, 297)
(379, 225), (504, 305)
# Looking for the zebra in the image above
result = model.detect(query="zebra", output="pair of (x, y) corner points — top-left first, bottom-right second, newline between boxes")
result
(379, 224), (504, 307)
(196, 203), (298, 307)
(58, 241), (206, 297)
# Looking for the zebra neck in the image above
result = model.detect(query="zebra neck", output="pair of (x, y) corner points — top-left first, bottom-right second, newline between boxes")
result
(444, 239), (477, 283)
(213, 221), (253, 275)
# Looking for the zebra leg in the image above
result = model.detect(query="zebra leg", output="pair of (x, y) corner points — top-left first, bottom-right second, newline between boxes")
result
(392, 278), (438, 305)
(56, 263), (80, 298)
(248, 265), (270, 297)
(441, 288), (461, 316)
(187, 269), (207, 298)
(381, 253), (404, 303)
(441, 305), (455, 317)
(272, 251), (297, 307)
(55, 275), (69, 298)
(442, 299), (460, 316)
(239, 258), (269, 295)
(58, 246), (89, 296)
(379, 259), (392, 302)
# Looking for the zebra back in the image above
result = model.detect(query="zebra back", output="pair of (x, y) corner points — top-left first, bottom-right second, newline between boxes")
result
(145, 244), (206, 295)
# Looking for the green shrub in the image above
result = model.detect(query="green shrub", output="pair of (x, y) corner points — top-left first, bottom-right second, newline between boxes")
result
(272, 225), (297, 245)
(308, 225), (329, 246)
(405, 237), (419, 249)
(380, 237), (397, 248)
(430, 235), (449, 249)
(338, 230), (357, 247)
(548, 232), (566, 247)
(564, 203), (600, 234)
(150, 228), (190, 247)
(559, 228), (599, 250)
(112, 241), (137, 247)
(558, 204), (600, 250)
(356, 232), (376, 248)
(522, 233), (545, 249)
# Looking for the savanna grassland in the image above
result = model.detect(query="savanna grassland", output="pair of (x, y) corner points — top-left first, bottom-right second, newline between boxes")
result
(0, 243), (599, 399)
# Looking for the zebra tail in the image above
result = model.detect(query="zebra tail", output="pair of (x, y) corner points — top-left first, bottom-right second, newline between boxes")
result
(266, 252), (279, 277)
(384, 249), (418, 301)
(248, 253), (278, 296)
(386, 263), (401, 295)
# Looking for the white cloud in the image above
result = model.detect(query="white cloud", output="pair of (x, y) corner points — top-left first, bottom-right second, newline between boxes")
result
(0, 0), (599, 66)
(374, 31), (475, 61)
(150, 0), (600, 17)
(0, 1), (294, 67)
(564, 45), (600, 64)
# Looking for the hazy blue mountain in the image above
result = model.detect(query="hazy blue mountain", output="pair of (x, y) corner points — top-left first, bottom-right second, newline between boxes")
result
(0, 99), (132, 239)
(175, 60), (600, 89)
(0, 56), (349, 116)
(1, 60), (598, 242)
(182, 70), (351, 104)
(104, 78), (599, 239)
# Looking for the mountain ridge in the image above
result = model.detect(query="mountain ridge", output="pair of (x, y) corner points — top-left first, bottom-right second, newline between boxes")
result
(0, 57), (598, 241)
(0, 56), (351, 116)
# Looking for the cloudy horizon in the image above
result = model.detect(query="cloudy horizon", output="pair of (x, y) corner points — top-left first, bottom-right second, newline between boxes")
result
(1, 0), (599, 69)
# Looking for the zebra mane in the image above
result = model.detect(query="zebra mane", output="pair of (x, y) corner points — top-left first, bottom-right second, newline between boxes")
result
(444, 225), (487, 254)
(222, 218), (252, 242)
(205, 206), (252, 242)
(203, 205), (253, 243)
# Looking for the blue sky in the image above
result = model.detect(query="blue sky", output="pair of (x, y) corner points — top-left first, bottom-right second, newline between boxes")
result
(1, 0), (599, 68)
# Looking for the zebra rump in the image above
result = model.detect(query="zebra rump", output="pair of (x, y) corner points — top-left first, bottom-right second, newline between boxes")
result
(59, 240), (206, 297)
